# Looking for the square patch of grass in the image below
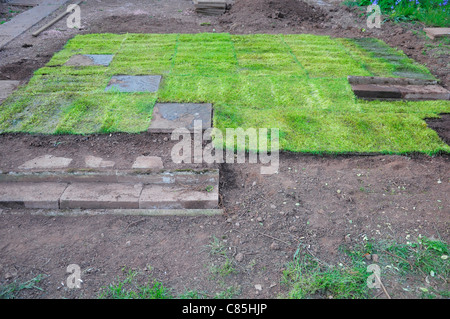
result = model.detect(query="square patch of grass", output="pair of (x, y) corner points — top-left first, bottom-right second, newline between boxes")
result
(0, 33), (448, 155)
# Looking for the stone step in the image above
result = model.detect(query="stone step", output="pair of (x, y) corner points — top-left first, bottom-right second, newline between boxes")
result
(0, 182), (68, 209)
(0, 169), (219, 185)
(0, 169), (220, 211)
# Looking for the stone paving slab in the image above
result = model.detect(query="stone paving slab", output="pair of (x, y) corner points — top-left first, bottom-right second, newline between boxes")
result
(148, 103), (212, 133)
(0, 182), (68, 209)
(18, 154), (73, 170)
(139, 184), (218, 209)
(0, 0), (70, 49)
(64, 54), (114, 66)
(105, 75), (162, 93)
(0, 80), (21, 104)
(84, 156), (115, 168)
(132, 156), (164, 169)
(424, 28), (450, 40)
(60, 183), (143, 209)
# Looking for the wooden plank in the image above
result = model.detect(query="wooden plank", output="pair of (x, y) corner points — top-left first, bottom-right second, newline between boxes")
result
(352, 84), (450, 101)
(352, 84), (402, 100)
(348, 76), (438, 86)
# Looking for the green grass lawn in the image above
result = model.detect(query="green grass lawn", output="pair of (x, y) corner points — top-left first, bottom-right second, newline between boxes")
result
(1, 33), (449, 154)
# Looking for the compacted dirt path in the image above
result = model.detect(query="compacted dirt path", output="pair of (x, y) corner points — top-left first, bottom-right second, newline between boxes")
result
(0, 0), (448, 299)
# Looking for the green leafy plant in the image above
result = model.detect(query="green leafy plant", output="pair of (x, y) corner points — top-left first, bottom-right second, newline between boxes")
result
(358, 0), (449, 27)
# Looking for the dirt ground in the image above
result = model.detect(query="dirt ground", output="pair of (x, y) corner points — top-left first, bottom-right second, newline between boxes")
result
(0, 0), (449, 299)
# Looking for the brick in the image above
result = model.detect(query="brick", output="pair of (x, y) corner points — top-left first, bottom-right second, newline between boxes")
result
(0, 182), (68, 209)
(139, 184), (218, 209)
(60, 183), (143, 209)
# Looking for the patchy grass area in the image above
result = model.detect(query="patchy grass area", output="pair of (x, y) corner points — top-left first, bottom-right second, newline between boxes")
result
(0, 274), (46, 299)
(98, 267), (172, 299)
(282, 236), (449, 299)
(0, 33), (449, 154)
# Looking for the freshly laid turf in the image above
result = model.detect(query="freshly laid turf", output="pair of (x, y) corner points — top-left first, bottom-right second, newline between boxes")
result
(1, 33), (449, 154)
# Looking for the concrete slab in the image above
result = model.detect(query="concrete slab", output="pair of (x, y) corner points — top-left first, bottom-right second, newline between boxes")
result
(132, 156), (164, 169)
(105, 75), (161, 93)
(424, 28), (450, 40)
(139, 184), (218, 209)
(0, 182), (68, 209)
(0, 80), (21, 104)
(64, 54), (114, 66)
(84, 156), (115, 168)
(148, 103), (212, 133)
(60, 183), (143, 209)
(18, 154), (73, 170)
(0, 0), (70, 49)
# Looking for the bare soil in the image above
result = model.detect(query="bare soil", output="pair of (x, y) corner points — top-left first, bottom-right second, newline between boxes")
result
(0, 0), (449, 299)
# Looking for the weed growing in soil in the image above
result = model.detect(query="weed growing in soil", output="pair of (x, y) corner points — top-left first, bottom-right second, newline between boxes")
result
(0, 274), (46, 299)
(283, 235), (449, 299)
(282, 252), (370, 299)
(98, 268), (172, 299)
